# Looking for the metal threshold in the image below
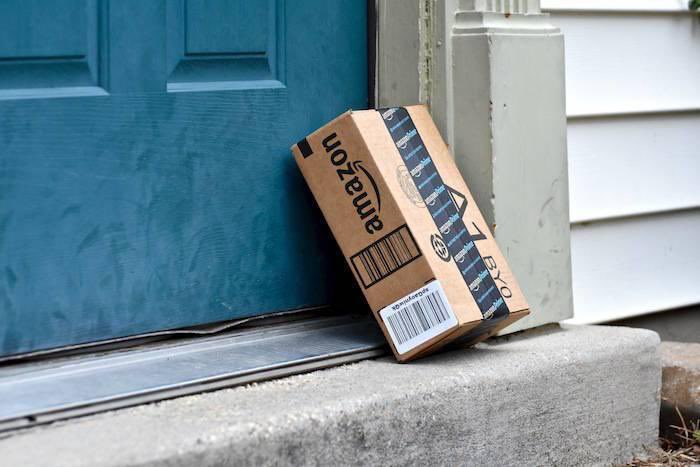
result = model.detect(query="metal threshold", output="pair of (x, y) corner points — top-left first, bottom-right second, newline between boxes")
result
(0, 314), (386, 433)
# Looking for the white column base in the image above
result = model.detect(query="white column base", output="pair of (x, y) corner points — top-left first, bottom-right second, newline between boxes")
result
(447, 3), (573, 332)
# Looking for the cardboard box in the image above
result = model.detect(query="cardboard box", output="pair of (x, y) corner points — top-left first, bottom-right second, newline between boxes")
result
(292, 105), (530, 361)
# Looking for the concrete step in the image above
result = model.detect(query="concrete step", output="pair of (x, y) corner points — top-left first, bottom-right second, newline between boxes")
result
(0, 325), (661, 467)
(660, 341), (700, 438)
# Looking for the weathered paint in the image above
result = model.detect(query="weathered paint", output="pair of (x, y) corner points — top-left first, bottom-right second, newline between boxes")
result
(377, 1), (574, 332)
(449, 10), (573, 333)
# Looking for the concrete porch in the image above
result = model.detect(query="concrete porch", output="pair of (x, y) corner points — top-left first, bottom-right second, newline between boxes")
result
(0, 325), (661, 466)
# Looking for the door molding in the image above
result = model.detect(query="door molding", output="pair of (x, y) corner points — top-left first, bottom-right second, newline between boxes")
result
(374, 0), (574, 333)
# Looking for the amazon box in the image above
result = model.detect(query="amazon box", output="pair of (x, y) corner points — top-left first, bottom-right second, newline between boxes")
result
(292, 106), (530, 362)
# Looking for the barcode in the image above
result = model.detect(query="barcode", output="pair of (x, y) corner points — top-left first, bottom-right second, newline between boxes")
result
(380, 281), (458, 354)
(387, 291), (449, 344)
(350, 225), (421, 288)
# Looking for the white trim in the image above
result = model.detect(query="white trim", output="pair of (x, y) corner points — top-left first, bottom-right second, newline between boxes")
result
(568, 104), (700, 120)
(542, 0), (692, 13)
(453, 0), (557, 32)
(377, 0), (574, 333)
(564, 299), (700, 324)
(572, 205), (700, 225)
(451, 0), (574, 334)
(460, 0), (543, 14)
(452, 14), (558, 32)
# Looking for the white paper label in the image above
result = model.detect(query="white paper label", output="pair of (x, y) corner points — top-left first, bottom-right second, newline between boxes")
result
(379, 281), (458, 355)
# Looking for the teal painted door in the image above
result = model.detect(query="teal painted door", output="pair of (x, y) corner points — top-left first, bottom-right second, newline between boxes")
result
(0, 0), (368, 356)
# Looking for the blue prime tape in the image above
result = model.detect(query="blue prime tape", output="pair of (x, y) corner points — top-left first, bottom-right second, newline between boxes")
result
(378, 107), (509, 322)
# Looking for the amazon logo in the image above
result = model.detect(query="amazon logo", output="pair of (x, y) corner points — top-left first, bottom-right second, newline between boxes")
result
(322, 132), (384, 235)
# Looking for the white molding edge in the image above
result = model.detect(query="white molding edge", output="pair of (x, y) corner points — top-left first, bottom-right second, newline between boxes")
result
(377, 0), (574, 333)
(572, 204), (700, 225)
(542, 0), (693, 13)
(564, 299), (700, 324)
(453, 0), (560, 33)
(460, 0), (543, 13)
(568, 104), (700, 120)
(450, 0), (574, 333)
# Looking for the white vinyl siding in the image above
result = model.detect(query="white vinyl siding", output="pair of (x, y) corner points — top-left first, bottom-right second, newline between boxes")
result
(571, 210), (700, 323)
(542, 1), (700, 323)
(568, 113), (700, 223)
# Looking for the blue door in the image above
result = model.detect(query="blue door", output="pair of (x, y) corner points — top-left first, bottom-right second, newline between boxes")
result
(0, 0), (368, 356)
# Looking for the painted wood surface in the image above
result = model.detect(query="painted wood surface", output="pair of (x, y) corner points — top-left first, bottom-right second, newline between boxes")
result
(568, 113), (700, 223)
(568, 209), (700, 323)
(446, 10), (572, 334)
(543, 0), (690, 12)
(546, 5), (700, 322)
(0, 0), (368, 356)
(550, 10), (700, 117)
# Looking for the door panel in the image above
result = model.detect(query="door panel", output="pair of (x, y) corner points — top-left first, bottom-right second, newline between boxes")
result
(0, 0), (100, 92)
(0, 1), (368, 356)
(167, 0), (282, 90)
(185, 1), (269, 53)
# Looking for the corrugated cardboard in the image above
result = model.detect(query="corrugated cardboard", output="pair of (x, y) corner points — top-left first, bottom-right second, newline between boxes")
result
(292, 105), (529, 361)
